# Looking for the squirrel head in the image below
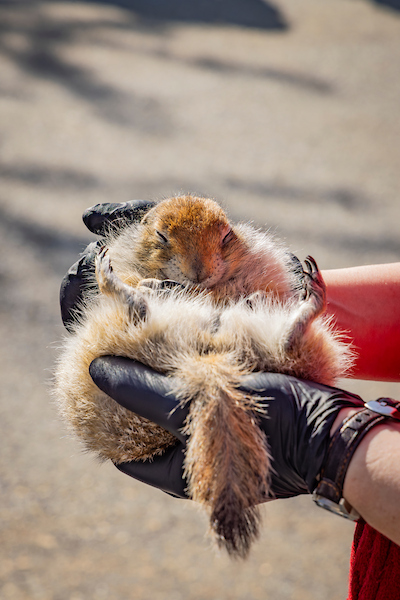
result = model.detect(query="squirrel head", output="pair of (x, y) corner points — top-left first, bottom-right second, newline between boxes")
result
(137, 196), (243, 287)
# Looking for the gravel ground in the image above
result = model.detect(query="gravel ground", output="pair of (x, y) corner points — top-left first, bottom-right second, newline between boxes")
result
(1, 1), (400, 599)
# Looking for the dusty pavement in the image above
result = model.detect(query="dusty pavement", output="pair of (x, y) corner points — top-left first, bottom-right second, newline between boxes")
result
(1, 1), (400, 599)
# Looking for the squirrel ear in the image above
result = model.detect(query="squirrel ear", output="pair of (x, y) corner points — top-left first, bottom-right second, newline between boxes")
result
(140, 211), (151, 225)
(140, 200), (163, 225)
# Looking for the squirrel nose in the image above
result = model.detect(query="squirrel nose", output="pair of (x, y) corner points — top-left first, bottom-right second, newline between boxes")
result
(192, 267), (206, 284)
(190, 258), (207, 284)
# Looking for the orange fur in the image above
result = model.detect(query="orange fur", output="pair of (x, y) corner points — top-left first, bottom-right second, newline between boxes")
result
(54, 196), (354, 558)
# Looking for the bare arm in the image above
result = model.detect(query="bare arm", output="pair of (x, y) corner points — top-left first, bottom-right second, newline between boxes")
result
(322, 263), (400, 382)
(344, 419), (400, 545)
(328, 403), (400, 545)
(323, 263), (400, 542)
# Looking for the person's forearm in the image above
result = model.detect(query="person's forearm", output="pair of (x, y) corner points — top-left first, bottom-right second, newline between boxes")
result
(342, 420), (400, 545)
(321, 263), (400, 382)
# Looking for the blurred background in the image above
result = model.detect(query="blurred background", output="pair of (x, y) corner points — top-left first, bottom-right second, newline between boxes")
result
(1, 1), (400, 598)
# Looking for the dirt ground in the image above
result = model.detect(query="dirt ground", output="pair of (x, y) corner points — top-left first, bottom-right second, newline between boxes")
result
(1, 1), (400, 598)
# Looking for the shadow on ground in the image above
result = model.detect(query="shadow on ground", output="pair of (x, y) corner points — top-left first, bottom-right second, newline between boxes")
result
(373, 0), (400, 11)
(64, 0), (288, 29)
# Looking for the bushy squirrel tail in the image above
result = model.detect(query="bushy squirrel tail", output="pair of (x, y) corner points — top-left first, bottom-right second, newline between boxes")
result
(177, 355), (271, 559)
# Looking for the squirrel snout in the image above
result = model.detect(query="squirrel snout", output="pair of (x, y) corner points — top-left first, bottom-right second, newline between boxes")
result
(163, 255), (211, 285)
(177, 257), (218, 286)
(187, 254), (227, 287)
(163, 252), (226, 287)
(190, 260), (208, 284)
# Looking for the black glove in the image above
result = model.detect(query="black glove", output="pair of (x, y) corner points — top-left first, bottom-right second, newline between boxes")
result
(60, 200), (155, 332)
(89, 356), (364, 500)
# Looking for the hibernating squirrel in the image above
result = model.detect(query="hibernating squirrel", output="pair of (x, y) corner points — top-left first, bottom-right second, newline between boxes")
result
(54, 195), (354, 558)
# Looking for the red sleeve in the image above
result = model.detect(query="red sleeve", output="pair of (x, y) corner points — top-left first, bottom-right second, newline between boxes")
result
(348, 520), (400, 599)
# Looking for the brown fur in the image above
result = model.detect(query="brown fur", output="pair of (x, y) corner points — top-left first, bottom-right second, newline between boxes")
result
(54, 195), (354, 558)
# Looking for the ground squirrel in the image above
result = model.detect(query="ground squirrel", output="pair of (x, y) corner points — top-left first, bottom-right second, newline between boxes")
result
(54, 195), (354, 558)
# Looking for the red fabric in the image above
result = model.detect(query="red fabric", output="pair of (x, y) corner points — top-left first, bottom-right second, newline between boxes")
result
(348, 520), (400, 599)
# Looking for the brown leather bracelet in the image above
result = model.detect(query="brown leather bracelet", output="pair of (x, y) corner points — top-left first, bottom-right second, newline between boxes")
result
(312, 398), (400, 520)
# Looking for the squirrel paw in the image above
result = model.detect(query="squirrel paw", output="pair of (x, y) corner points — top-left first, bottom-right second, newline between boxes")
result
(95, 247), (114, 295)
(300, 255), (326, 313)
(284, 256), (327, 353)
(96, 247), (148, 321)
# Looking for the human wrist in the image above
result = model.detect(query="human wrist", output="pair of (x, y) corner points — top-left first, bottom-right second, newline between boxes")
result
(314, 407), (387, 519)
(314, 399), (400, 522)
(342, 419), (400, 544)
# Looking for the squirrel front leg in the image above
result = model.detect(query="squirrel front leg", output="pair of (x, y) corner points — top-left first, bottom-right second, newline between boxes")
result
(284, 256), (327, 353)
(96, 248), (148, 322)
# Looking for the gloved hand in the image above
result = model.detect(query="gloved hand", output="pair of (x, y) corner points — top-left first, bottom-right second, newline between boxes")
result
(60, 200), (155, 332)
(89, 355), (364, 500)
